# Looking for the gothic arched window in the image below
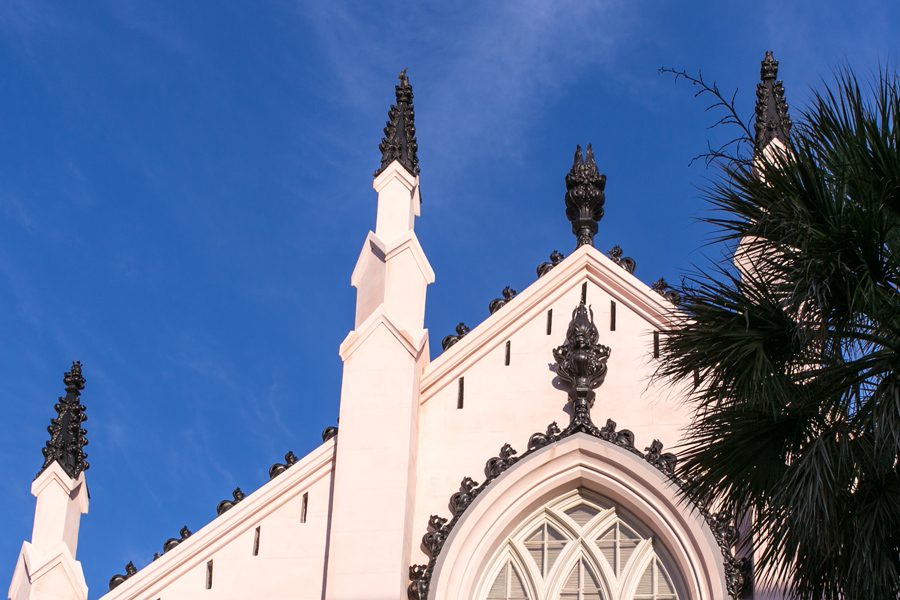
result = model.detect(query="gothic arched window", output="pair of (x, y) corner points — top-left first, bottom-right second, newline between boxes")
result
(478, 490), (682, 600)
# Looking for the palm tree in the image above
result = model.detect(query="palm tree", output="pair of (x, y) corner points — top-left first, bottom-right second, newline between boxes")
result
(657, 60), (900, 599)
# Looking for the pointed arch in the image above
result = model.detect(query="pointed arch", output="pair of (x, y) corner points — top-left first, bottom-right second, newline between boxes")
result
(429, 433), (729, 600)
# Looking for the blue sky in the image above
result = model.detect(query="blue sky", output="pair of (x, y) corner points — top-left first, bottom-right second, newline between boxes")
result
(2, 0), (897, 594)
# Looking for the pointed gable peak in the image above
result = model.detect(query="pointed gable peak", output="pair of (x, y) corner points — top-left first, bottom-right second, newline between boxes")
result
(38, 361), (89, 480)
(754, 51), (792, 151)
(375, 69), (419, 178)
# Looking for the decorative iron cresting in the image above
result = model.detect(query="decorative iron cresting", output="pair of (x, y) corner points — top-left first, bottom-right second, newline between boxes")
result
(108, 561), (137, 591)
(441, 322), (471, 351)
(216, 487), (246, 516)
(650, 277), (681, 305)
(268, 451), (299, 480)
(162, 526), (192, 554)
(754, 51), (792, 151)
(488, 287), (518, 315)
(564, 144), (606, 249)
(536, 250), (566, 278)
(407, 302), (749, 599)
(375, 70), (419, 178)
(322, 426), (338, 442)
(37, 361), (89, 480)
(605, 245), (636, 274)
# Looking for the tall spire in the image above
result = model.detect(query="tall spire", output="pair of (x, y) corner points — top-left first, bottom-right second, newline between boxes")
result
(375, 69), (419, 178)
(564, 144), (606, 249)
(754, 51), (792, 151)
(37, 361), (89, 480)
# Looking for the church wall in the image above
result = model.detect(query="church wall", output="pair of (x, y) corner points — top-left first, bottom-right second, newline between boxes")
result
(411, 249), (694, 569)
(97, 441), (334, 600)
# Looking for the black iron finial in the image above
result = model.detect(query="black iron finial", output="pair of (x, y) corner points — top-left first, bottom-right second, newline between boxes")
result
(552, 301), (610, 434)
(754, 51), (792, 151)
(564, 144), (606, 249)
(37, 361), (89, 480)
(375, 69), (419, 178)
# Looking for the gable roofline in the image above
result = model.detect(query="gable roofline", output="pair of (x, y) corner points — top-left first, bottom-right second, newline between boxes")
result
(420, 244), (678, 398)
(97, 438), (335, 600)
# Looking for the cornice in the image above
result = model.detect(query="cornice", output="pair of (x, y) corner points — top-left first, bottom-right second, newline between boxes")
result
(384, 230), (435, 284)
(339, 305), (429, 362)
(420, 245), (679, 398)
(97, 439), (335, 600)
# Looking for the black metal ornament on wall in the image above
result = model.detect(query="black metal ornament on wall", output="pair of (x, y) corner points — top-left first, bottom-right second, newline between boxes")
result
(322, 426), (338, 442)
(552, 300), (611, 435)
(537, 250), (566, 278)
(564, 144), (606, 249)
(605, 245), (636, 274)
(650, 277), (681, 305)
(441, 322), (471, 352)
(488, 287), (518, 315)
(216, 487), (246, 516)
(162, 526), (192, 554)
(268, 451), (299, 480)
(108, 561), (137, 591)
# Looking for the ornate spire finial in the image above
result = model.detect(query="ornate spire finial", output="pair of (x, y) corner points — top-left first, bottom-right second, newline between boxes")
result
(552, 301), (610, 434)
(375, 69), (419, 178)
(564, 144), (606, 249)
(37, 361), (89, 480)
(754, 51), (792, 151)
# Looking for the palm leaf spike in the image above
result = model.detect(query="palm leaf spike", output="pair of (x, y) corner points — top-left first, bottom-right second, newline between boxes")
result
(657, 63), (900, 599)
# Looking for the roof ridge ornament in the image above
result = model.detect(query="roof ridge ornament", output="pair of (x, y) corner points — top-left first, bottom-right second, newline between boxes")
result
(552, 301), (610, 434)
(37, 361), (89, 480)
(754, 51), (792, 151)
(564, 144), (606, 249)
(375, 69), (419, 178)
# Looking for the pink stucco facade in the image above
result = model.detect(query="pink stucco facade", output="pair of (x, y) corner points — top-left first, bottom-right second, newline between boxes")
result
(11, 90), (782, 600)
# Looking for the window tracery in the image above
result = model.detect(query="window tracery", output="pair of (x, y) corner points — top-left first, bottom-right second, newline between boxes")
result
(478, 490), (681, 600)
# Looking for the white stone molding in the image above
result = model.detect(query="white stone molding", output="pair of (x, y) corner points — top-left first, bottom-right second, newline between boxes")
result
(9, 542), (89, 600)
(420, 244), (678, 399)
(339, 305), (428, 362)
(372, 160), (421, 244)
(430, 433), (727, 600)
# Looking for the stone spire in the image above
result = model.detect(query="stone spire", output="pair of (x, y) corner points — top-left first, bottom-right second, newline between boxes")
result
(37, 361), (89, 480)
(564, 144), (606, 249)
(375, 69), (419, 178)
(754, 51), (792, 151)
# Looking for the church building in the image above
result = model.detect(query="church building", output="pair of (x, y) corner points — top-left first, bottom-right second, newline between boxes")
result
(9, 53), (795, 600)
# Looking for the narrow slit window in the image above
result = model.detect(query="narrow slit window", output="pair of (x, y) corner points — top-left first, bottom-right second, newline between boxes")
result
(206, 560), (213, 590)
(610, 301), (616, 331)
(581, 282), (588, 303)
(457, 377), (464, 409)
(253, 526), (260, 556)
(301, 492), (308, 524)
(653, 331), (660, 358)
(505, 341), (511, 366)
(546, 309), (553, 335)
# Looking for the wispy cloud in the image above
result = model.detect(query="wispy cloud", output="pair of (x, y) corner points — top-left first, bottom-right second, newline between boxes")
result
(301, 0), (636, 171)
(105, 0), (200, 58)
